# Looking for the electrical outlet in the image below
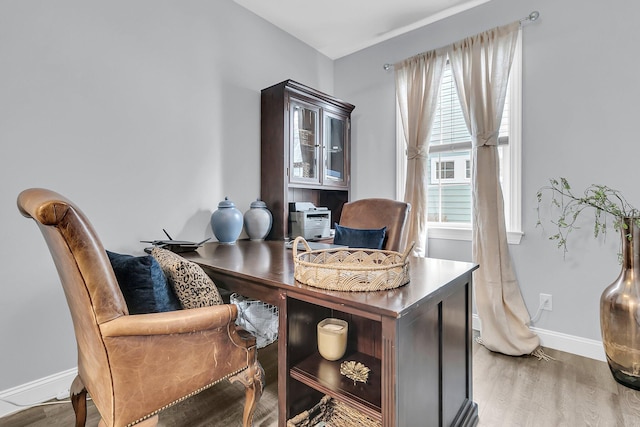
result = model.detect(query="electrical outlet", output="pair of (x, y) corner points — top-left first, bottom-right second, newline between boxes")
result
(540, 293), (553, 311)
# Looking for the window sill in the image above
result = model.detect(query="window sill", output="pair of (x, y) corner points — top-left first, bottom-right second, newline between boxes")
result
(427, 226), (524, 245)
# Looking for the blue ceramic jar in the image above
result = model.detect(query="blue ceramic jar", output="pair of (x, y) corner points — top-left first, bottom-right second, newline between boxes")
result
(211, 197), (243, 244)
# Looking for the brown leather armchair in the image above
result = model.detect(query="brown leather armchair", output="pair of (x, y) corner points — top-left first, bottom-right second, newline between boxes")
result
(338, 198), (411, 251)
(17, 188), (263, 427)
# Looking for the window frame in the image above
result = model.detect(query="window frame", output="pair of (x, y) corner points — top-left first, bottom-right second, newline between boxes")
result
(395, 28), (523, 245)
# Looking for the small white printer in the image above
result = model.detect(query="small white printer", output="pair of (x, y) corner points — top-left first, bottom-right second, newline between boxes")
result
(289, 202), (331, 240)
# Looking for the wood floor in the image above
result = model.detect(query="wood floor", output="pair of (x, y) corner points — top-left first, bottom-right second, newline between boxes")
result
(473, 344), (640, 427)
(2, 340), (640, 426)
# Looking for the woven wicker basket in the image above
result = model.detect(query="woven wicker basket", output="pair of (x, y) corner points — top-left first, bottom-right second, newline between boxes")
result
(292, 236), (414, 292)
(287, 395), (381, 427)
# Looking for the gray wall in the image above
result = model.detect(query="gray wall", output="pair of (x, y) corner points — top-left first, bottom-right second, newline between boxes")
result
(3, 0), (639, 396)
(0, 0), (333, 390)
(336, 0), (640, 343)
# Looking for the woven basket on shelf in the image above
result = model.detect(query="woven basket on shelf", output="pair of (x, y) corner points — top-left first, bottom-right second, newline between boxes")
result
(287, 395), (381, 427)
(292, 236), (414, 292)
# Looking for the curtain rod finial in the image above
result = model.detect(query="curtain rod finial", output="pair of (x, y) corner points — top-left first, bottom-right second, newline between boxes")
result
(383, 63), (393, 71)
(520, 10), (540, 24)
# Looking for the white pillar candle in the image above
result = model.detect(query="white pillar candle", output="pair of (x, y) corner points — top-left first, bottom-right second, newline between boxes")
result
(317, 318), (348, 361)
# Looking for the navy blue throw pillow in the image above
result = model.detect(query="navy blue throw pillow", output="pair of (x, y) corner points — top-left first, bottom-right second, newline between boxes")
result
(333, 223), (387, 250)
(106, 250), (181, 314)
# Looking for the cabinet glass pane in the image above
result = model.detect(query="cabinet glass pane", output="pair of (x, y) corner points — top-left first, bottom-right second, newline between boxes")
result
(324, 115), (346, 184)
(291, 103), (319, 182)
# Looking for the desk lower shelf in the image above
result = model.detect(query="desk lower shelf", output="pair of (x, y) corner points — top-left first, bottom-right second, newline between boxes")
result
(290, 351), (382, 421)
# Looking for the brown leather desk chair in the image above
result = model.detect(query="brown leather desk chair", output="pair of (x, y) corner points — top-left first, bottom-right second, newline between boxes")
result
(338, 198), (411, 251)
(17, 189), (263, 427)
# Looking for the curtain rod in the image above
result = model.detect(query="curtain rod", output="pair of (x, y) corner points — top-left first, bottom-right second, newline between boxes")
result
(382, 10), (540, 71)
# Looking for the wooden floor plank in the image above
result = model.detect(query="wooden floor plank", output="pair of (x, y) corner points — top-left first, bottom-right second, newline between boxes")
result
(3, 341), (640, 426)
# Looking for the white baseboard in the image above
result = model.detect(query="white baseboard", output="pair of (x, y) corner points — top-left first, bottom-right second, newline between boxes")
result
(0, 368), (76, 418)
(472, 314), (606, 362)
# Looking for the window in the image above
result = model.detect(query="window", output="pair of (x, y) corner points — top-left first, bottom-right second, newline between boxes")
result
(436, 160), (454, 180)
(396, 29), (523, 244)
(431, 156), (469, 184)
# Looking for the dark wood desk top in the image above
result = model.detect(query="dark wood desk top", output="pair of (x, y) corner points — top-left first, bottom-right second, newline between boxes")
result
(184, 240), (478, 319)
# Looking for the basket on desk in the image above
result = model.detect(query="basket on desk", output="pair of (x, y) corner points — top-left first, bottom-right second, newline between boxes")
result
(287, 395), (381, 427)
(292, 236), (414, 292)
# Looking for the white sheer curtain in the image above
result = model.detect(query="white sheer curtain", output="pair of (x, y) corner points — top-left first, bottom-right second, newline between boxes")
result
(447, 22), (539, 355)
(395, 49), (446, 257)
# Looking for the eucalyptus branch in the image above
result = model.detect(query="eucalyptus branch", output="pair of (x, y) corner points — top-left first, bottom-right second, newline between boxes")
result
(536, 177), (640, 255)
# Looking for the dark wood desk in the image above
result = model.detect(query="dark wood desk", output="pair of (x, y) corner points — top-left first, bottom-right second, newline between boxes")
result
(185, 240), (479, 427)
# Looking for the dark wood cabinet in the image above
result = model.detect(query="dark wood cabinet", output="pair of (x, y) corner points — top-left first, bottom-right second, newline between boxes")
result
(284, 272), (478, 427)
(261, 80), (355, 240)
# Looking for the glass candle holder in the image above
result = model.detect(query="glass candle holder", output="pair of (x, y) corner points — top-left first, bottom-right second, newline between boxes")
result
(317, 318), (348, 361)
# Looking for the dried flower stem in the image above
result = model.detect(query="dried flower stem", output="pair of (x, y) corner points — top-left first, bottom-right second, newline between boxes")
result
(536, 177), (640, 255)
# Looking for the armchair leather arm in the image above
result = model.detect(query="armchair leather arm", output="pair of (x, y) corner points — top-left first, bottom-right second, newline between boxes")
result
(100, 304), (237, 337)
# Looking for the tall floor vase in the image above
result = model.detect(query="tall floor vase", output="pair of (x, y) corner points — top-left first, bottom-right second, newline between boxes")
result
(601, 216), (640, 390)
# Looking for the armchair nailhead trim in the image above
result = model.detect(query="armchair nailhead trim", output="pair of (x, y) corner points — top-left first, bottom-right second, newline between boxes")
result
(126, 365), (249, 427)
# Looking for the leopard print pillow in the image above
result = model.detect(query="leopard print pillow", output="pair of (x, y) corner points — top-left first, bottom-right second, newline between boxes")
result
(151, 247), (223, 308)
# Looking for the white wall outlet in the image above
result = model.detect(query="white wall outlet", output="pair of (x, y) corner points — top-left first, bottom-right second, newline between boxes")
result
(540, 293), (553, 311)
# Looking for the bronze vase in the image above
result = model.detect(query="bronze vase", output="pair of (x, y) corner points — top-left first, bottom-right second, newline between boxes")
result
(600, 216), (640, 390)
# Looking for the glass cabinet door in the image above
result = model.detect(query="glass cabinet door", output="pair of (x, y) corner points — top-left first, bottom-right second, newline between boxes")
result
(323, 112), (348, 187)
(290, 100), (321, 184)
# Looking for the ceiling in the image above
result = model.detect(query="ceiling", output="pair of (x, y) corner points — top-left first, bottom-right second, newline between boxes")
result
(233, 0), (491, 59)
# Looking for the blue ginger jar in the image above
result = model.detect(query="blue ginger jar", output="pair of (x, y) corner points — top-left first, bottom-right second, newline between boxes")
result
(211, 197), (243, 244)
(244, 199), (273, 241)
